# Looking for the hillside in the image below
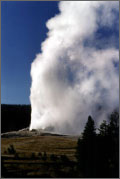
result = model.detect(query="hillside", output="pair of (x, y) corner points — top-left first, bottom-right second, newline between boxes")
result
(1, 104), (31, 133)
(1, 130), (78, 178)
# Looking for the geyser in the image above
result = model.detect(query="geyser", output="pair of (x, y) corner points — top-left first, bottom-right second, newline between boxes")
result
(30, 1), (119, 134)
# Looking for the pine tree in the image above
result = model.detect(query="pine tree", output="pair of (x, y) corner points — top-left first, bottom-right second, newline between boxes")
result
(82, 115), (96, 140)
(76, 116), (96, 177)
(99, 120), (108, 136)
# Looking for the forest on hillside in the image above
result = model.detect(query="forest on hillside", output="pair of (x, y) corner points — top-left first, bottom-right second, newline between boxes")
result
(1, 104), (31, 133)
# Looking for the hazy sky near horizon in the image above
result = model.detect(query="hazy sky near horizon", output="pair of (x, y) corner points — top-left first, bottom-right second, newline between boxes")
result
(1, 1), (119, 105)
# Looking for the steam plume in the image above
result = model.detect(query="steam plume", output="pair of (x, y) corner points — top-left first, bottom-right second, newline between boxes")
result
(30, 1), (119, 134)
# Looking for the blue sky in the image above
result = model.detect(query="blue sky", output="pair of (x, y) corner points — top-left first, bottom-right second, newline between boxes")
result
(1, 1), (59, 104)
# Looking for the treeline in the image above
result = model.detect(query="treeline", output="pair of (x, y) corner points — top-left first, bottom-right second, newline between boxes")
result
(1, 104), (31, 133)
(76, 110), (119, 178)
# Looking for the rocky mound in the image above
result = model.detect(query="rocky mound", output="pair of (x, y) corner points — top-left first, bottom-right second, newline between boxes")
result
(1, 127), (67, 138)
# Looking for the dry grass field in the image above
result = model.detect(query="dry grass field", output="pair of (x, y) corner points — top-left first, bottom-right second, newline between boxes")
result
(1, 134), (79, 178)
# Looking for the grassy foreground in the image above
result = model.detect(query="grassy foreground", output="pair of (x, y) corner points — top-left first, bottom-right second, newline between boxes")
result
(1, 135), (78, 178)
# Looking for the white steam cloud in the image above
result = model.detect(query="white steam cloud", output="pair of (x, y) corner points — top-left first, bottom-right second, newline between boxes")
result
(30, 1), (119, 134)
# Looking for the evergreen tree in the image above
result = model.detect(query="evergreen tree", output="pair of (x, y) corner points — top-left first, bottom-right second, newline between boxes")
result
(107, 110), (119, 177)
(82, 115), (96, 140)
(76, 116), (96, 177)
(97, 110), (119, 177)
(108, 110), (119, 137)
(76, 112), (119, 178)
(99, 120), (108, 136)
